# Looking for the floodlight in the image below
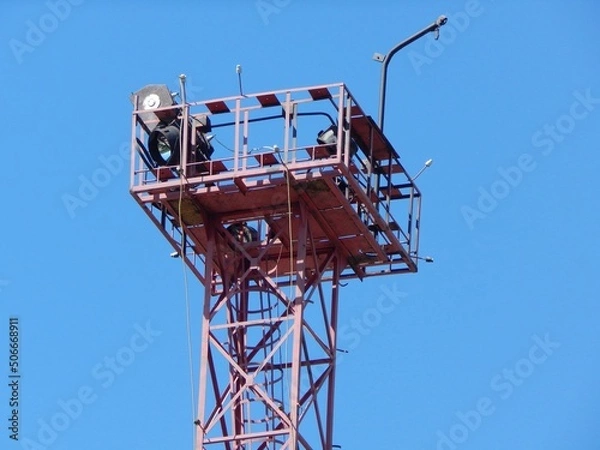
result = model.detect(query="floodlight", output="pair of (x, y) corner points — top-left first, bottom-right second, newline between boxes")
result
(134, 83), (214, 170)
(227, 223), (258, 243)
(147, 117), (215, 168)
(316, 126), (337, 148)
(316, 125), (357, 156)
(148, 121), (182, 166)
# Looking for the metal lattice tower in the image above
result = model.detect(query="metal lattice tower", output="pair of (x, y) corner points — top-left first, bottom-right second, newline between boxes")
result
(130, 82), (422, 449)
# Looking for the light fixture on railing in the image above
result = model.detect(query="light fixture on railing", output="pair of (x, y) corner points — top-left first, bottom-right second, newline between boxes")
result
(132, 84), (215, 169)
(413, 255), (434, 263)
(316, 125), (358, 156)
(147, 120), (214, 167)
(412, 158), (433, 181)
(147, 121), (182, 166)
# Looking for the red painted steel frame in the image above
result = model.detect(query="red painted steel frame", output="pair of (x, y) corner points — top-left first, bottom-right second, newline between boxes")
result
(130, 83), (422, 449)
(192, 206), (343, 449)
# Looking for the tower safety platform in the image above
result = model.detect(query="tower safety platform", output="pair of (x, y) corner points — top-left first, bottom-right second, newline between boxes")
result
(130, 82), (423, 450)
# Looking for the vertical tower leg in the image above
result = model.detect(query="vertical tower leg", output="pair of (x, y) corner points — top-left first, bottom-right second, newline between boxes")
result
(288, 204), (308, 449)
(325, 257), (341, 450)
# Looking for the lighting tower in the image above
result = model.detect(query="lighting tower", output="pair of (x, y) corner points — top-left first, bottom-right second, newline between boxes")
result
(130, 81), (424, 448)
(129, 14), (449, 436)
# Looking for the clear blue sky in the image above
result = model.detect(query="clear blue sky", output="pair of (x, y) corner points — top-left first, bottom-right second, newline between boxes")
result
(2, 1), (600, 449)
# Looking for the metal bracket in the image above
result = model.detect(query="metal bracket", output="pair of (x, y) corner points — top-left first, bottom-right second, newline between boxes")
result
(372, 52), (385, 63)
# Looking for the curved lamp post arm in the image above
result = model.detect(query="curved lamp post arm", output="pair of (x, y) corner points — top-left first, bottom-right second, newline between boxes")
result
(375, 15), (448, 132)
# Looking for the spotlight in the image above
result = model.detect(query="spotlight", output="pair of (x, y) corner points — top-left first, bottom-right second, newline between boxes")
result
(316, 125), (357, 156)
(133, 84), (215, 171)
(227, 223), (258, 244)
(316, 125), (337, 148)
(147, 118), (215, 168)
(148, 121), (182, 166)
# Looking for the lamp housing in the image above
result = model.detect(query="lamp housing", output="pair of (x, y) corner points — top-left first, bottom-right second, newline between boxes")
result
(316, 125), (357, 157)
(148, 118), (214, 168)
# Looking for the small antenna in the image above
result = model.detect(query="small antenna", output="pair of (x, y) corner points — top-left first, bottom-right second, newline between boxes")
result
(236, 65), (245, 97)
(179, 73), (187, 104)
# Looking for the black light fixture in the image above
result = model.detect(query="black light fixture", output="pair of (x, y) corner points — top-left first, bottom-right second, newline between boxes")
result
(316, 125), (357, 157)
(148, 121), (182, 166)
(148, 119), (215, 168)
(316, 125), (337, 148)
(132, 84), (215, 169)
(227, 223), (259, 244)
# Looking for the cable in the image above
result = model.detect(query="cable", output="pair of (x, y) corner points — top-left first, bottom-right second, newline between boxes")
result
(212, 134), (235, 153)
(285, 168), (294, 295)
(281, 161), (294, 419)
(178, 74), (197, 441)
(180, 216), (196, 426)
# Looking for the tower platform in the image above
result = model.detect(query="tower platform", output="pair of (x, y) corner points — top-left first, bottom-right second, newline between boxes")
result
(130, 83), (422, 288)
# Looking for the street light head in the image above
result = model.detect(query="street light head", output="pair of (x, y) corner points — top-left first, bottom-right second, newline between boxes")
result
(436, 15), (448, 27)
